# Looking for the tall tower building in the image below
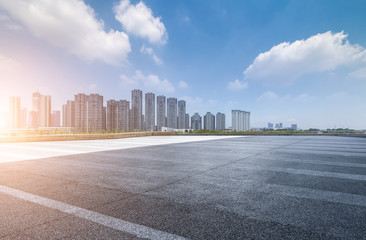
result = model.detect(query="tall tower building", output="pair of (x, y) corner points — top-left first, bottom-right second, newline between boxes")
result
(191, 113), (202, 131)
(156, 95), (166, 130)
(131, 89), (142, 131)
(232, 110), (250, 131)
(145, 92), (155, 131)
(167, 97), (177, 129)
(20, 108), (27, 129)
(177, 100), (186, 129)
(40, 95), (51, 127)
(216, 112), (226, 130)
(9, 96), (21, 129)
(204, 112), (215, 130)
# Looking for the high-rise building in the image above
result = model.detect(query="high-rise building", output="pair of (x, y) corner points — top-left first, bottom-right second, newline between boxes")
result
(107, 99), (130, 132)
(291, 124), (297, 130)
(131, 89), (142, 131)
(62, 100), (75, 128)
(40, 95), (51, 127)
(191, 113), (202, 131)
(9, 96), (20, 129)
(167, 97), (177, 129)
(185, 113), (190, 129)
(87, 94), (104, 132)
(156, 95), (166, 130)
(145, 92), (155, 131)
(177, 100), (186, 129)
(74, 93), (103, 132)
(28, 111), (38, 129)
(102, 106), (106, 131)
(32, 91), (41, 127)
(51, 111), (60, 127)
(20, 108), (27, 129)
(268, 123), (273, 129)
(232, 110), (250, 131)
(75, 94), (88, 132)
(204, 112), (215, 130)
(216, 112), (225, 130)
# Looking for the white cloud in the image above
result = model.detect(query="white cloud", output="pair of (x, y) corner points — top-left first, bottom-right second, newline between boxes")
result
(0, 0), (131, 65)
(184, 16), (190, 22)
(326, 91), (348, 101)
(227, 79), (248, 91)
(244, 31), (366, 85)
(119, 70), (174, 93)
(178, 81), (188, 88)
(114, 0), (167, 44)
(0, 13), (23, 31)
(140, 44), (163, 65)
(257, 91), (279, 102)
(349, 67), (366, 79)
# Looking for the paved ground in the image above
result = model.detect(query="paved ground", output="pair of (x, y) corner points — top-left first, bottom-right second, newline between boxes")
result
(0, 135), (365, 239)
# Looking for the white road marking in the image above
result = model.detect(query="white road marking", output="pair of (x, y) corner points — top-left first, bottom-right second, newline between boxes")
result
(0, 185), (188, 240)
(0, 136), (242, 163)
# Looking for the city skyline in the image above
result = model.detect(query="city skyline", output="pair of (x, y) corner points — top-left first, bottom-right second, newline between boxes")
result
(1, 1), (366, 129)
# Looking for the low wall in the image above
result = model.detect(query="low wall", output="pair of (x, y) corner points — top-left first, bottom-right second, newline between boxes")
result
(0, 131), (173, 143)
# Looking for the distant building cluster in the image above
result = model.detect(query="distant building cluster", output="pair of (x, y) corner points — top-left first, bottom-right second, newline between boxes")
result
(8, 89), (252, 132)
(267, 122), (298, 130)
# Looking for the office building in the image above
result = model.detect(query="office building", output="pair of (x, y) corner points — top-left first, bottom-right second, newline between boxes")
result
(75, 93), (88, 132)
(156, 95), (166, 130)
(216, 112), (225, 130)
(191, 113), (202, 131)
(204, 112), (215, 130)
(177, 100), (186, 129)
(145, 92), (155, 131)
(62, 100), (75, 128)
(40, 95), (51, 127)
(268, 123), (273, 129)
(232, 110), (250, 131)
(167, 97), (177, 129)
(51, 111), (60, 127)
(291, 124), (298, 130)
(131, 89), (143, 131)
(9, 96), (21, 129)
(28, 111), (38, 129)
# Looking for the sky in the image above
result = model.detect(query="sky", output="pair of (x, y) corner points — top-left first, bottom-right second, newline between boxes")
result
(0, 0), (365, 129)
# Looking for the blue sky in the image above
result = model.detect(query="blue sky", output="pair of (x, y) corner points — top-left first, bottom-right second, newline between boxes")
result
(0, 0), (365, 129)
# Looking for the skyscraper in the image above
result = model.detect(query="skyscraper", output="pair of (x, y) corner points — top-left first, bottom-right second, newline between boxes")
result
(20, 108), (27, 129)
(177, 100), (186, 129)
(204, 112), (215, 130)
(40, 95), (51, 127)
(232, 110), (250, 131)
(216, 112), (225, 130)
(131, 89), (142, 131)
(145, 92), (155, 131)
(156, 95), (166, 130)
(191, 113), (202, 130)
(167, 97), (177, 129)
(9, 96), (20, 129)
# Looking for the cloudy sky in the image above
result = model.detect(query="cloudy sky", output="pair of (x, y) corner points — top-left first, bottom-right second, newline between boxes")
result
(0, 0), (365, 129)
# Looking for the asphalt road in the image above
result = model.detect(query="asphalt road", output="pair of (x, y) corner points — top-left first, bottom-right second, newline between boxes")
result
(0, 135), (365, 239)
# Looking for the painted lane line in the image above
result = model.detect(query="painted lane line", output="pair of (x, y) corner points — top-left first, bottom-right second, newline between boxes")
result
(0, 185), (188, 240)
